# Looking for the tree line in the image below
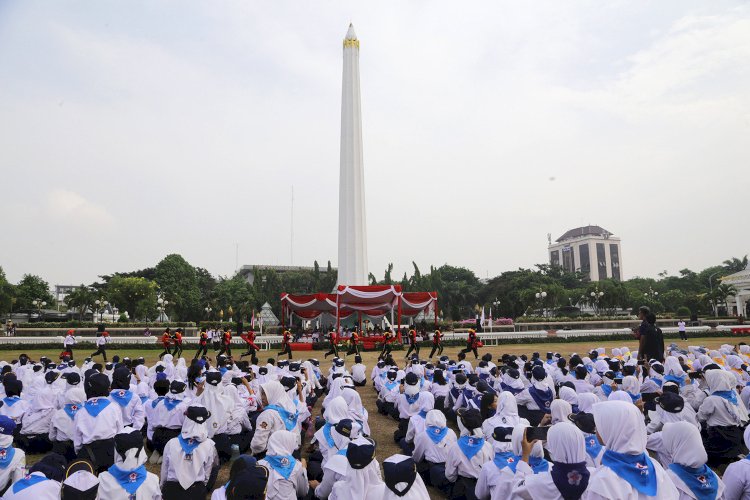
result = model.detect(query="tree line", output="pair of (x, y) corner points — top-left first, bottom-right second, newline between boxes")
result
(0, 254), (746, 322)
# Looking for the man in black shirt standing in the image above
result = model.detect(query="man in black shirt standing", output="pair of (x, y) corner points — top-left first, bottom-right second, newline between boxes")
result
(637, 306), (664, 362)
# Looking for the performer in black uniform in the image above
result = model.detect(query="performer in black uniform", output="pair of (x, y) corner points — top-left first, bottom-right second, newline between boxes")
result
(428, 329), (444, 358)
(278, 330), (293, 359)
(346, 329), (361, 356)
(324, 330), (339, 359)
(194, 328), (209, 359)
(459, 328), (480, 359)
(404, 329), (420, 359)
(378, 329), (394, 361)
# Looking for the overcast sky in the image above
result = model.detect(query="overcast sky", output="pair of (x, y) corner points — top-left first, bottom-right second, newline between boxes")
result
(1, 1), (749, 287)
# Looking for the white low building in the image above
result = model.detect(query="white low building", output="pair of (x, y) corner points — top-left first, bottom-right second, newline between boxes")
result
(723, 267), (750, 318)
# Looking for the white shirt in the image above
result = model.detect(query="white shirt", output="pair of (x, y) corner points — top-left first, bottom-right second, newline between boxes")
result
(582, 459), (679, 500)
(109, 391), (146, 430)
(2, 473), (60, 500)
(445, 437), (494, 481)
(723, 458), (750, 500)
(97, 469), (162, 500)
(160, 437), (217, 488)
(257, 458), (309, 499)
(0, 447), (26, 493)
(677, 321), (686, 332)
(475, 460), (515, 500)
(412, 427), (457, 465)
(351, 364), (367, 384)
(73, 397), (124, 451)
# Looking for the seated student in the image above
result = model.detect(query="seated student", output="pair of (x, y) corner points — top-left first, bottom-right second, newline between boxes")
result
(329, 436), (384, 500)
(0, 378), (28, 431)
(475, 427), (518, 500)
(161, 405), (218, 500)
(660, 421), (724, 500)
(251, 380), (299, 457)
(698, 368), (749, 465)
(258, 430), (309, 499)
(445, 408), (494, 500)
(225, 379), (253, 456)
(516, 366), (554, 426)
(413, 409), (457, 489)
(368, 454), (431, 500)
(18, 383), (56, 453)
(587, 401), (679, 500)
(310, 419), (356, 499)
(429, 368), (451, 412)
(210, 456), (269, 500)
(592, 371), (617, 401)
(645, 391), (699, 435)
(144, 378), (170, 452)
(73, 373), (124, 473)
(722, 427), (750, 500)
(376, 368), (401, 418)
(311, 396), (350, 472)
(404, 392), (435, 450)
(60, 460), (99, 499)
(351, 355), (367, 386)
(341, 386), (371, 437)
(150, 380), (190, 462)
(109, 367), (146, 430)
(4, 453), (67, 500)
(511, 422), (591, 499)
(97, 429), (161, 499)
(395, 373), (430, 443)
(0, 416), (25, 496)
(49, 387), (86, 462)
(568, 412), (605, 468)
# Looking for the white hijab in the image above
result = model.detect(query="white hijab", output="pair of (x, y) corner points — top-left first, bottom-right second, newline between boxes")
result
(181, 407), (209, 442)
(342, 388), (371, 436)
(664, 356), (685, 377)
(592, 401), (645, 454)
(497, 392), (519, 419)
(547, 421), (587, 463)
(198, 379), (231, 437)
(261, 380), (297, 413)
(661, 421), (707, 468)
(511, 424), (544, 458)
(267, 430), (297, 456)
(577, 393), (600, 413)
(607, 391), (633, 403)
(559, 386), (579, 407)
(622, 376), (641, 398)
(324, 396), (350, 424)
(550, 399), (573, 424)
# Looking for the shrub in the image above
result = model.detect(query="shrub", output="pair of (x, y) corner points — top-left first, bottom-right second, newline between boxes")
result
(676, 307), (692, 318)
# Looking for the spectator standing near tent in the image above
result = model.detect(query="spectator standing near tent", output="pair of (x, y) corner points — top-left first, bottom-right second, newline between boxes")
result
(638, 307), (665, 362)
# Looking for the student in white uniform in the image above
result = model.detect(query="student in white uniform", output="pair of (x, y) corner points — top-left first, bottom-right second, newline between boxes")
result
(0, 416), (25, 496)
(251, 380), (299, 456)
(97, 429), (162, 499)
(258, 430), (309, 499)
(60, 460), (99, 499)
(160, 405), (218, 499)
(109, 366), (146, 430)
(404, 392), (436, 448)
(311, 396), (349, 468)
(18, 380), (56, 453)
(150, 380), (190, 460)
(412, 409), (456, 491)
(370, 454), (431, 500)
(445, 408), (494, 499)
(351, 355), (367, 386)
(568, 412), (605, 468)
(309, 419), (357, 499)
(73, 372), (124, 473)
(475, 426), (518, 500)
(516, 366), (554, 426)
(2, 453), (66, 500)
(697, 368), (749, 464)
(210, 456), (269, 500)
(328, 436), (384, 500)
(0, 378), (28, 427)
(661, 421), (724, 500)
(341, 386), (371, 437)
(585, 400), (679, 500)
(511, 422), (592, 499)
(722, 426), (750, 500)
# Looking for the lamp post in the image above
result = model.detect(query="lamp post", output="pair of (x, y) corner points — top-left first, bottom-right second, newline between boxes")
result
(644, 287), (659, 301)
(156, 295), (169, 323)
(590, 287), (604, 316)
(708, 272), (721, 317)
(535, 289), (547, 317)
(31, 299), (46, 322)
(204, 305), (213, 319)
(94, 298), (108, 323)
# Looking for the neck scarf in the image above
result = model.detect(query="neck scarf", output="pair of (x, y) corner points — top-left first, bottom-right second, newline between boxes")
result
(177, 434), (201, 455)
(2, 396), (20, 407)
(425, 426), (448, 444)
(500, 383), (523, 395)
(528, 385), (553, 413)
(418, 410), (428, 419)
(139, 395), (149, 404)
(664, 374), (685, 387)
(457, 435), (484, 460)
(529, 456), (550, 473)
(64, 403), (81, 420)
(601, 384), (612, 397)
(12, 474), (48, 494)
(668, 464), (719, 500)
(107, 464), (147, 495)
(492, 451), (520, 472)
(265, 404), (299, 431)
(551, 461), (590, 500)
(712, 390), (738, 405)
(584, 433), (602, 460)
(601, 450), (656, 496)
(0, 447), (15, 469)
(163, 397), (182, 411)
(405, 393), (419, 405)
(110, 389), (133, 407)
(151, 396), (165, 409)
(385, 381), (398, 392)
(322, 423), (336, 448)
(84, 397), (111, 417)
(264, 454), (297, 480)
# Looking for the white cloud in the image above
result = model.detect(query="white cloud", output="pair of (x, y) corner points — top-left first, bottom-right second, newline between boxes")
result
(47, 189), (115, 226)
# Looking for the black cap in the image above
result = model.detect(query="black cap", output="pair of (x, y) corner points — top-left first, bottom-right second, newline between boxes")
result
(30, 453), (67, 482)
(226, 464), (269, 500)
(492, 426), (514, 442)
(575, 366), (588, 380)
(45, 371), (60, 384)
(63, 372), (80, 386)
(404, 372), (419, 386)
(84, 373), (110, 399)
(346, 438), (376, 470)
(662, 382), (680, 394)
(454, 373), (468, 385)
(531, 365), (547, 381)
(185, 406), (211, 424)
(383, 456), (417, 496)
(280, 376), (297, 391)
(568, 412), (596, 434)
(111, 367), (131, 390)
(259, 367), (268, 375)
(170, 380), (186, 394)
(289, 362), (301, 372)
(656, 392), (685, 413)
(334, 418), (353, 438)
(457, 407), (482, 431)
(507, 368), (520, 379)
(206, 371), (222, 386)
(115, 430), (144, 459)
(650, 364), (664, 374)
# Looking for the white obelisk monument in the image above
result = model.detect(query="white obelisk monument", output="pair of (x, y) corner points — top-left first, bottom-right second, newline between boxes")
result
(337, 24), (368, 286)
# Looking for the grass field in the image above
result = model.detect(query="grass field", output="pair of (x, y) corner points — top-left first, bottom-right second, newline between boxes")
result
(4, 335), (742, 498)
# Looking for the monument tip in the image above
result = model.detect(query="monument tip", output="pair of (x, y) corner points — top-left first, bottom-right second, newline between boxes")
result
(345, 23), (357, 41)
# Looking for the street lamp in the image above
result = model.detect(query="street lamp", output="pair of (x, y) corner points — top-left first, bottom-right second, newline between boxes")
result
(156, 295), (169, 323)
(31, 299), (46, 322)
(590, 287), (604, 315)
(94, 299), (108, 322)
(644, 287), (659, 300)
(535, 289), (547, 317)
(204, 305), (213, 318)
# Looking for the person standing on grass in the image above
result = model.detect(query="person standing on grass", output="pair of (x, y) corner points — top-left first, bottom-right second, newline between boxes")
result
(171, 328), (183, 358)
(324, 329), (339, 359)
(677, 319), (687, 341)
(90, 331), (110, 363)
(63, 329), (76, 360)
(637, 307), (664, 363)
(194, 328), (209, 359)
(218, 327), (232, 358)
(159, 328), (172, 360)
(278, 330), (293, 360)
(405, 329), (420, 359)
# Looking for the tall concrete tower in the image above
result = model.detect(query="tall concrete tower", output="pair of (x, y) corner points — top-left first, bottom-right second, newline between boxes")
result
(337, 24), (368, 286)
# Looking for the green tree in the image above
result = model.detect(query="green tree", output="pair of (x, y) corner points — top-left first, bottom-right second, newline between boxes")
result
(723, 255), (748, 274)
(215, 275), (255, 322)
(0, 267), (15, 315)
(195, 267), (217, 308)
(106, 276), (158, 320)
(64, 285), (97, 320)
(155, 254), (201, 321)
(14, 274), (54, 310)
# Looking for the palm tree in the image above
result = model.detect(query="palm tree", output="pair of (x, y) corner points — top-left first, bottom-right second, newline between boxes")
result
(723, 255), (748, 274)
(64, 285), (95, 320)
(709, 283), (737, 316)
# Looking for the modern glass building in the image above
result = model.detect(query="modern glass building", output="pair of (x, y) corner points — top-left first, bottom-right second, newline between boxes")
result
(548, 225), (623, 281)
